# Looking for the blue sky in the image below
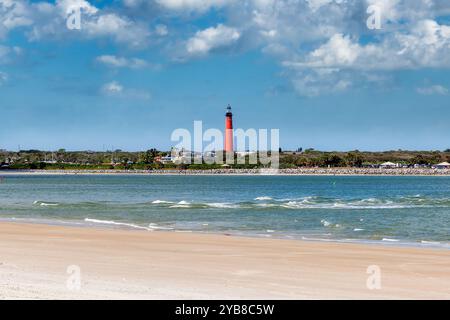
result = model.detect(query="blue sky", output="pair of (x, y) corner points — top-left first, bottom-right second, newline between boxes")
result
(1, 0), (450, 151)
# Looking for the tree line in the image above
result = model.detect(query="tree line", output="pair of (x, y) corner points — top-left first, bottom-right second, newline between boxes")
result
(1, 149), (449, 170)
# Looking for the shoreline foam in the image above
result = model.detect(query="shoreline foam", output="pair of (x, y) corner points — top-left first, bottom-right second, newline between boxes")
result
(1, 217), (448, 250)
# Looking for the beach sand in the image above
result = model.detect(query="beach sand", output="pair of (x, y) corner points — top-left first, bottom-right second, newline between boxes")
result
(0, 222), (449, 299)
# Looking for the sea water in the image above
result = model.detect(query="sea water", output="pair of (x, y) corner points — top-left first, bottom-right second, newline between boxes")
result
(0, 174), (449, 247)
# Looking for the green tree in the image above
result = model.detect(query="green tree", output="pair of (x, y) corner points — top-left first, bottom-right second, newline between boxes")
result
(345, 152), (363, 167)
(141, 149), (158, 164)
(319, 154), (344, 167)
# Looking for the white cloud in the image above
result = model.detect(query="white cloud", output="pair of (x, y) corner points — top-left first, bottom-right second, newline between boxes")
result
(155, 0), (232, 12)
(2, 0), (450, 96)
(284, 20), (450, 71)
(290, 68), (354, 97)
(297, 34), (360, 68)
(278, 18), (450, 95)
(186, 24), (240, 56)
(58, 0), (98, 16)
(0, 45), (23, 64)
(0, 0), (33, 39)
(83, 14), (127, 36)
(307, 0), (348, 11)
(155, 24), (168, 36)
(102, 81), (123, 95)
(84, 14), (146, 46)
(96, 55), (150, 69)
(0, 71), (7, 85)
(101, 81), (151, 100)
(417, 85), (448, 95)
(0, 45), (10, 62)
(8, 0), (151, 47)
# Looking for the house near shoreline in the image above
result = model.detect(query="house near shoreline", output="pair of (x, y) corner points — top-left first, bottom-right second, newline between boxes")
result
(433, 162), (450, 169)
(379, 161), (399, 169)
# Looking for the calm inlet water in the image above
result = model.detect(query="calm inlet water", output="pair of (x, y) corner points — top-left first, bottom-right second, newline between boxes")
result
(0, 175), (449, 247)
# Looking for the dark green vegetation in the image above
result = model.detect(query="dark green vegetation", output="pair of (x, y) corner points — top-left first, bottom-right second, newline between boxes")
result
(279, 149), (450, 168)
(0, 149), (449, 170)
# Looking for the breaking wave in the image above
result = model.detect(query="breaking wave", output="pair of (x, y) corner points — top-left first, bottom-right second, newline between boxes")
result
(84, 218), (174, 231)
(33, 201), (59, 207)
(152, 200), (174, 204)
(148, 195), (450, 210)
(254, 196), (273, 201)
(320, 219), (341, 228)
(31, 195), (450, 211)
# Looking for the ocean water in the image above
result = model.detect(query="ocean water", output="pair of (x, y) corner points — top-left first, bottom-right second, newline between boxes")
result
(0, 174), (449, 247)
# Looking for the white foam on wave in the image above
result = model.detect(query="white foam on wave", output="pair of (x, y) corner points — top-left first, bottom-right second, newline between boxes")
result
(169, 204), (191, 208)
(421, 240), (441, 245)
(33, 201), (59, 207)
(255, 196), (273, 201)
(151, 200), (173, 204)
(382, 238), (399, 242)
(275, 196), (432, 210)
(206, 203), (239, 209)
(148, 196), (444, 211)
(281, 201), (305, 209)
(320, 219), (341, 228)
(148, 223), (174, 230)
(353, 228), (365, 232)
(169, 200), (191, 208)
(84, 218), (153, 231)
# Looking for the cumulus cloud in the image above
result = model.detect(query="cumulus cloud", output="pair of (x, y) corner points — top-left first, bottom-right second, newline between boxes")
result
(417, 85), (448, 95)
(283, 20), (450, 72)
(155, 0), (232, 12)
(82, 14), (150, 47)
(2, 0), (151, 47)
(2, 0), (450, 96)
(0, 0), (33, 39)
(224, 0), (450, 95)
(186, 24), (240, 56)
(279, 18), (450, 95)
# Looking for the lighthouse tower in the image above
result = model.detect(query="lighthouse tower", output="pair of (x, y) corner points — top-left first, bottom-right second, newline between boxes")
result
(224, 104), (234, 153)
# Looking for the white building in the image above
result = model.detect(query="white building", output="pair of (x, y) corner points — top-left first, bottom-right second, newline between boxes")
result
(379, 161), (399, 169)
(433, 162), (450, 169)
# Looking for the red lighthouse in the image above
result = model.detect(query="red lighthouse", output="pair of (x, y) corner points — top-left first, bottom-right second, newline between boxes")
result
(224, 104), (234, 153)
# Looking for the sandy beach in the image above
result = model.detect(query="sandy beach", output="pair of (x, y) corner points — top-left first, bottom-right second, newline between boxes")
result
(0, 222), (449, 300)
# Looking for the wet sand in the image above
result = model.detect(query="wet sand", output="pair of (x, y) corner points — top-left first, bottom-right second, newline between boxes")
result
(0, 222), (449, 299)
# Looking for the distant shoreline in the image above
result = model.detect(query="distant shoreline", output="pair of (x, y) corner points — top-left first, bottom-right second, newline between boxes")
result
(1, 168), (450, 176)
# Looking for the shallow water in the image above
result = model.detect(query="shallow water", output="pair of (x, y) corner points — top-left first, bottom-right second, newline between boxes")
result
(0, 174), (449, 247)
